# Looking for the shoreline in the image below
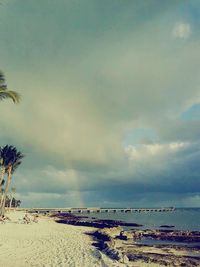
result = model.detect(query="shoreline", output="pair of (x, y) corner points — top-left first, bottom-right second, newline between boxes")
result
(0, 210), (199, 267)
(52, 212), (200, 267)
(91, 227), (200, 266)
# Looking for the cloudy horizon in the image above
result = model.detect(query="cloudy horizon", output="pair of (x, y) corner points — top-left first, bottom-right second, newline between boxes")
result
(0, 0), (200, 208)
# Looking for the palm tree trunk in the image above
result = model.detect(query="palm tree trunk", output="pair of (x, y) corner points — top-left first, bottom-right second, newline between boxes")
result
(0, 166), (5, 192)
(0, 166), (12, 216)
(9, 196), (13, 209)
(0, 167), (5, 208)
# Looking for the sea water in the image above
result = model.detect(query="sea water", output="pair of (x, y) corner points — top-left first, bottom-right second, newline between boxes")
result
(81, 208), (200, 231)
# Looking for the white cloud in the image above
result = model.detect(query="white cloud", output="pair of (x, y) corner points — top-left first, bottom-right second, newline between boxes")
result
(173, 23), (191, 39)
(125, 142), (186, 161)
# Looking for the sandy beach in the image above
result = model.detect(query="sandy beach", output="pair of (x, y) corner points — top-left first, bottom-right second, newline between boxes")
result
(0, 211), (198, 267)
(0, 211), (126, 267)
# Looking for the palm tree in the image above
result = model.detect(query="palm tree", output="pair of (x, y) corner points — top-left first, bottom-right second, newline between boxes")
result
(9, 187), (16, 210)
(0, 165), (5, 198)
(0, 145), (24, 216)
(0, 71), (20, 103)
(0, 188), (4, 209)
(0, 146), (6, 207)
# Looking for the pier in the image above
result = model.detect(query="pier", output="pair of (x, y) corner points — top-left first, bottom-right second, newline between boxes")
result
(17, 207), (175, 214)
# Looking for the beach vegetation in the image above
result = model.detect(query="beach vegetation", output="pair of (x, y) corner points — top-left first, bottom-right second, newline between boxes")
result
(0, 71), (20, 103)
(9, 187), (16, 209)
(0, 145), (24, 216)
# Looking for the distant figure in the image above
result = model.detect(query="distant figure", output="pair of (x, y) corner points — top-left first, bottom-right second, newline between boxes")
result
(23, 213), (31, 224)
(0, 216), (6, 224)
(4, 215), (11, 221)
(0, 215), (11, 223)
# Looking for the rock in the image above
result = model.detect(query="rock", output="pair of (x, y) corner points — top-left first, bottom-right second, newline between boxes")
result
(54, 214), (143, 228)
(106, 248), (121, 261)
(92, 226), (123, 246)
(91, 228), (200, 267)
(93, 230), (111, 242)
(93, 219), (143, 227)
(98, 226), (123, 239)
(118, 231), (133, 240)
(132, 231), (143, 240)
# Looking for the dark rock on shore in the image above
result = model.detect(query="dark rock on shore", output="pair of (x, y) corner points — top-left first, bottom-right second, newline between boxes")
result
(160, 225), (175, 228)
(92, 219), (143, 227)
(56, 219), (115, 228)
(53, 213), (143, 228)
(52, 212), (200, 266)
(91, 227), (129, 263)
(93, 226), (123, 240)
(127, 251), (200, 266)
(140, 229), (200, 242)
(50, 213), (83, 220)
(91, 227), (200, 267)
(118, 230), (134, 240)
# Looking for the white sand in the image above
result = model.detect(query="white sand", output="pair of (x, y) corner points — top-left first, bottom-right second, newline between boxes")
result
(0, 211), (126, 267)
(0, 211), (166, 267)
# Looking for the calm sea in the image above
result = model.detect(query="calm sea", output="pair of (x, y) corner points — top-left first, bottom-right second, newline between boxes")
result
(81, 208), (200, 231)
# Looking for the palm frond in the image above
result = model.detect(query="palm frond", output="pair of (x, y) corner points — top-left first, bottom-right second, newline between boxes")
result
(16, 152), (24, 160)
(0, 71), (21, 103)
(1, 145), (24, 171)
(0, 84), (7, 90)
(11, 161), (22, 174)
(0, 90), (21, 103)
(0, 71), (5, 84)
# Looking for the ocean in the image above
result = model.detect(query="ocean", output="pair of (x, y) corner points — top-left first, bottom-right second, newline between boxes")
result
(80, 208), (200, 231)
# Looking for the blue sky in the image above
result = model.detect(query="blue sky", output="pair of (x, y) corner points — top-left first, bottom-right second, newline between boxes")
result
(181, 104), (200, 121)
(0, 0), (200, 207)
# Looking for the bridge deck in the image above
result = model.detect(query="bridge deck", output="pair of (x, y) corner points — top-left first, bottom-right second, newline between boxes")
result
(16, 207), (175, 213)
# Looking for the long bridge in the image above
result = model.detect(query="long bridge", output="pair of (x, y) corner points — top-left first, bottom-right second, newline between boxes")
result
(17, 207), (175, 214)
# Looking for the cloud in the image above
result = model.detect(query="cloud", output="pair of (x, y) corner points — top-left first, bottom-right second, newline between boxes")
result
(0, 1), (200, 207)
(125, 142), (186, 160)
(12, 137), (200, 207)
(173, 23), (191, 39)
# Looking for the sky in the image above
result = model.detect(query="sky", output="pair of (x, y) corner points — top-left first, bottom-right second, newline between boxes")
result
(0, 0), (200, 208)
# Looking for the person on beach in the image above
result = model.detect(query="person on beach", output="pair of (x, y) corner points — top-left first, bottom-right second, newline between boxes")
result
(23, 213), (31, 224)
(0, 215), (11, 223)
(0, 216), (6, 224)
